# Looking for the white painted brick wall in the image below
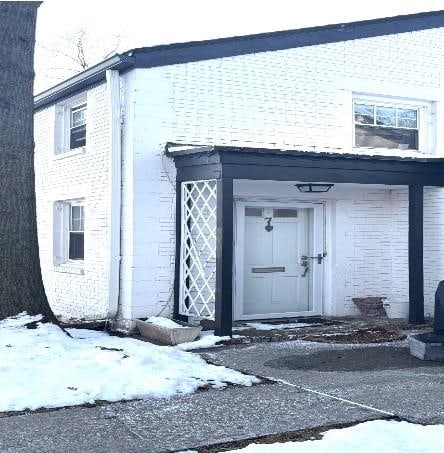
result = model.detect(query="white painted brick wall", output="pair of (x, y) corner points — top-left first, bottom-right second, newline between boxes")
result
(34, 84), (111, 321)
(333, 190), (393, 316)
(424, 187), (444, 316)
(124, 27), (444, 320)
(389, 188), (409, 318)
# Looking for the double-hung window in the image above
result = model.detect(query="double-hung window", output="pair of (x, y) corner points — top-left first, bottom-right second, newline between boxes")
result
(53, 200), (85, 266)
(68, 204), (84, 260)
(54, 94), (87, 155)
(354, 102), (419, 150)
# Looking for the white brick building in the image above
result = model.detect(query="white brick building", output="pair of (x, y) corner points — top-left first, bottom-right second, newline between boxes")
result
(34, 11), (444, 334)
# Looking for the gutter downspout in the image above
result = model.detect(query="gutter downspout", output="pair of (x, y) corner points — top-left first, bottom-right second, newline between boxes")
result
(106, 69), (122, 319)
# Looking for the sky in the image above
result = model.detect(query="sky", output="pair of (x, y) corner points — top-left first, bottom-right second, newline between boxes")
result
(34, 0), (444, 93)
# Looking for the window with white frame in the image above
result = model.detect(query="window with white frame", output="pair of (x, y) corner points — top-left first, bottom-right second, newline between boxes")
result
(54, 94), (87, 154)
(69, 104), (86, 150)
(353, 96), (432, 151)
(53, 200), (85, 265)
(68, 204), (84, 260)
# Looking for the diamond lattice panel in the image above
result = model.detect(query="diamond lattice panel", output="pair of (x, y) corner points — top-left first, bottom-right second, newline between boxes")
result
(180, 180), (217, 318)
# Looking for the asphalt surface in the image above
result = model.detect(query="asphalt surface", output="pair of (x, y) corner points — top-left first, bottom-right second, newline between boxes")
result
(2, 338), (444, 452)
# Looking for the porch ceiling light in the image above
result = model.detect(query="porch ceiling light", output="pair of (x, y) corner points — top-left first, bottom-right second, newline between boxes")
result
(295, 183), (334, 193)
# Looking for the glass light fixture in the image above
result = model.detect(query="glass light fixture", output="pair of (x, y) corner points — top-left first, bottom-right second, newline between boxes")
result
(295, 183), (334, 193)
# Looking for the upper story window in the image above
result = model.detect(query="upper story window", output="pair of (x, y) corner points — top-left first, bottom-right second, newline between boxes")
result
(70, 104), (86, 150)
(54, 94), (87, 155)
(354, 102), (418, 150)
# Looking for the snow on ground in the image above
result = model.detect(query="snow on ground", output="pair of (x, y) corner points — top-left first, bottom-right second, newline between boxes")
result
(177, 330), (243, 351)
(146, 316), (187, 329)
(0, 313), (259, 413)
(225, 420), (444, 452)
(233, 322), (316, 331)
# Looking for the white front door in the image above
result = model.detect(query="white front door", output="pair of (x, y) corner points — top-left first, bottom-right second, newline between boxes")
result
(235, 202), (324, 320)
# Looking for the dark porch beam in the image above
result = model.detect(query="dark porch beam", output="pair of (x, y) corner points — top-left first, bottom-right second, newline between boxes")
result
(171, 149), (444, 187)
(220, 163), (444, 186)
(409, 184), (424, 324)
(215, 178), (234, 336)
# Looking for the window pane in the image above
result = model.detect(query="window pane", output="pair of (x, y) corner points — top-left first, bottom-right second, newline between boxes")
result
(355, 125), (418, 150)
(376, 106), (395, 118)
(245, 207), (263, 217)
(397, 109), (417, 128)
(69, 232), (84, 260)
(70, 124), (86, 149)
(70, 206), (84, 231)
(354, 104), (374, 116)
(376, 106), (396, 126)
(273, 208), (298, 218)
(376, 116), (396, 126)
(354, 104), (374, 125)
(71, 105), (86, 127)
(355, 114), (374, 125)
(397, 118), (417, 128)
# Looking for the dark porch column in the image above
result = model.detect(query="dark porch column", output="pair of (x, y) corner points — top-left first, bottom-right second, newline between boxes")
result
(215, 178), (234, 336)
(408, 184), (424, 324)
(173, 181), (188, 322)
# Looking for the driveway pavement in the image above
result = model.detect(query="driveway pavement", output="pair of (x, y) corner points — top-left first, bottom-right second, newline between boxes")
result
(1, 338), (444, 452)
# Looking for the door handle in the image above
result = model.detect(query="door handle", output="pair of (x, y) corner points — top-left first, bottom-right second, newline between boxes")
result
(309, 253), (324, 264)
(303, 254), (324, 264)
(300, 255), (309, 277)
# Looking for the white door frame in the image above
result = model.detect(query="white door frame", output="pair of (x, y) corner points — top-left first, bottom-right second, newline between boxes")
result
(234, 200), (324, 320)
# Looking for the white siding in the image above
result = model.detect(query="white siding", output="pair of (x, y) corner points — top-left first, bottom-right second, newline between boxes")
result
(34, 84), (111, 321)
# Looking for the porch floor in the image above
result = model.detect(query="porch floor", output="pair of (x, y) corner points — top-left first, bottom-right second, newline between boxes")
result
(224, 316), (433, 346)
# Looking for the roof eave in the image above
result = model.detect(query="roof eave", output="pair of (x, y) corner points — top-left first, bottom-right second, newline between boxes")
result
(34, 54), (135, 111)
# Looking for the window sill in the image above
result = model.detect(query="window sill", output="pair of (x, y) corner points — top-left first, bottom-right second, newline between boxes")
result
(53, 147), (85, 160)
(352, 147), (426, 155)
(53, 264), (84, 275)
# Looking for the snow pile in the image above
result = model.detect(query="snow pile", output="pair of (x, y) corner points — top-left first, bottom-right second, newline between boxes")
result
(146, 316), (187, 329)
(0, 313), (259, 412)
(177, 331), (233, 351)
(234, 322), (316, 331)
(226, 420), (444, 452)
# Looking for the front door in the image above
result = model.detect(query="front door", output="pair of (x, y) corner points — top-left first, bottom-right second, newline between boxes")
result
(235, 202), (323, 319)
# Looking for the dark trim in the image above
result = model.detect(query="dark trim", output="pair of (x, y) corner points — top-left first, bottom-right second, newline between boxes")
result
(170, 146), (444, 187)
(214, 178), (234, 336)
(409, 185), (425, 324)
(131, 11), (444, 70)
(173, 181), (187, 322)
(35, 10), (444, 110)
(176, 164), (222, 182)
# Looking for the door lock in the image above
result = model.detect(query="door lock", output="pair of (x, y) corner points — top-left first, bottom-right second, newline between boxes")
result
(301, 254), (325, 265)
(311, 253), (324, 264)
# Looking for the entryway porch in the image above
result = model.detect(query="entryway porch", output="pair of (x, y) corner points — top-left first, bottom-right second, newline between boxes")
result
(167, 144), (444, 336)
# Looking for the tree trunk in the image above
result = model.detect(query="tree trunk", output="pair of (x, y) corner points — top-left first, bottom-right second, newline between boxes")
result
(0, 1), (57, 322)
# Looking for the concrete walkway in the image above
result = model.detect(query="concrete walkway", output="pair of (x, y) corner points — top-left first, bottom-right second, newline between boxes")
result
(1, 339), (444, 452)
